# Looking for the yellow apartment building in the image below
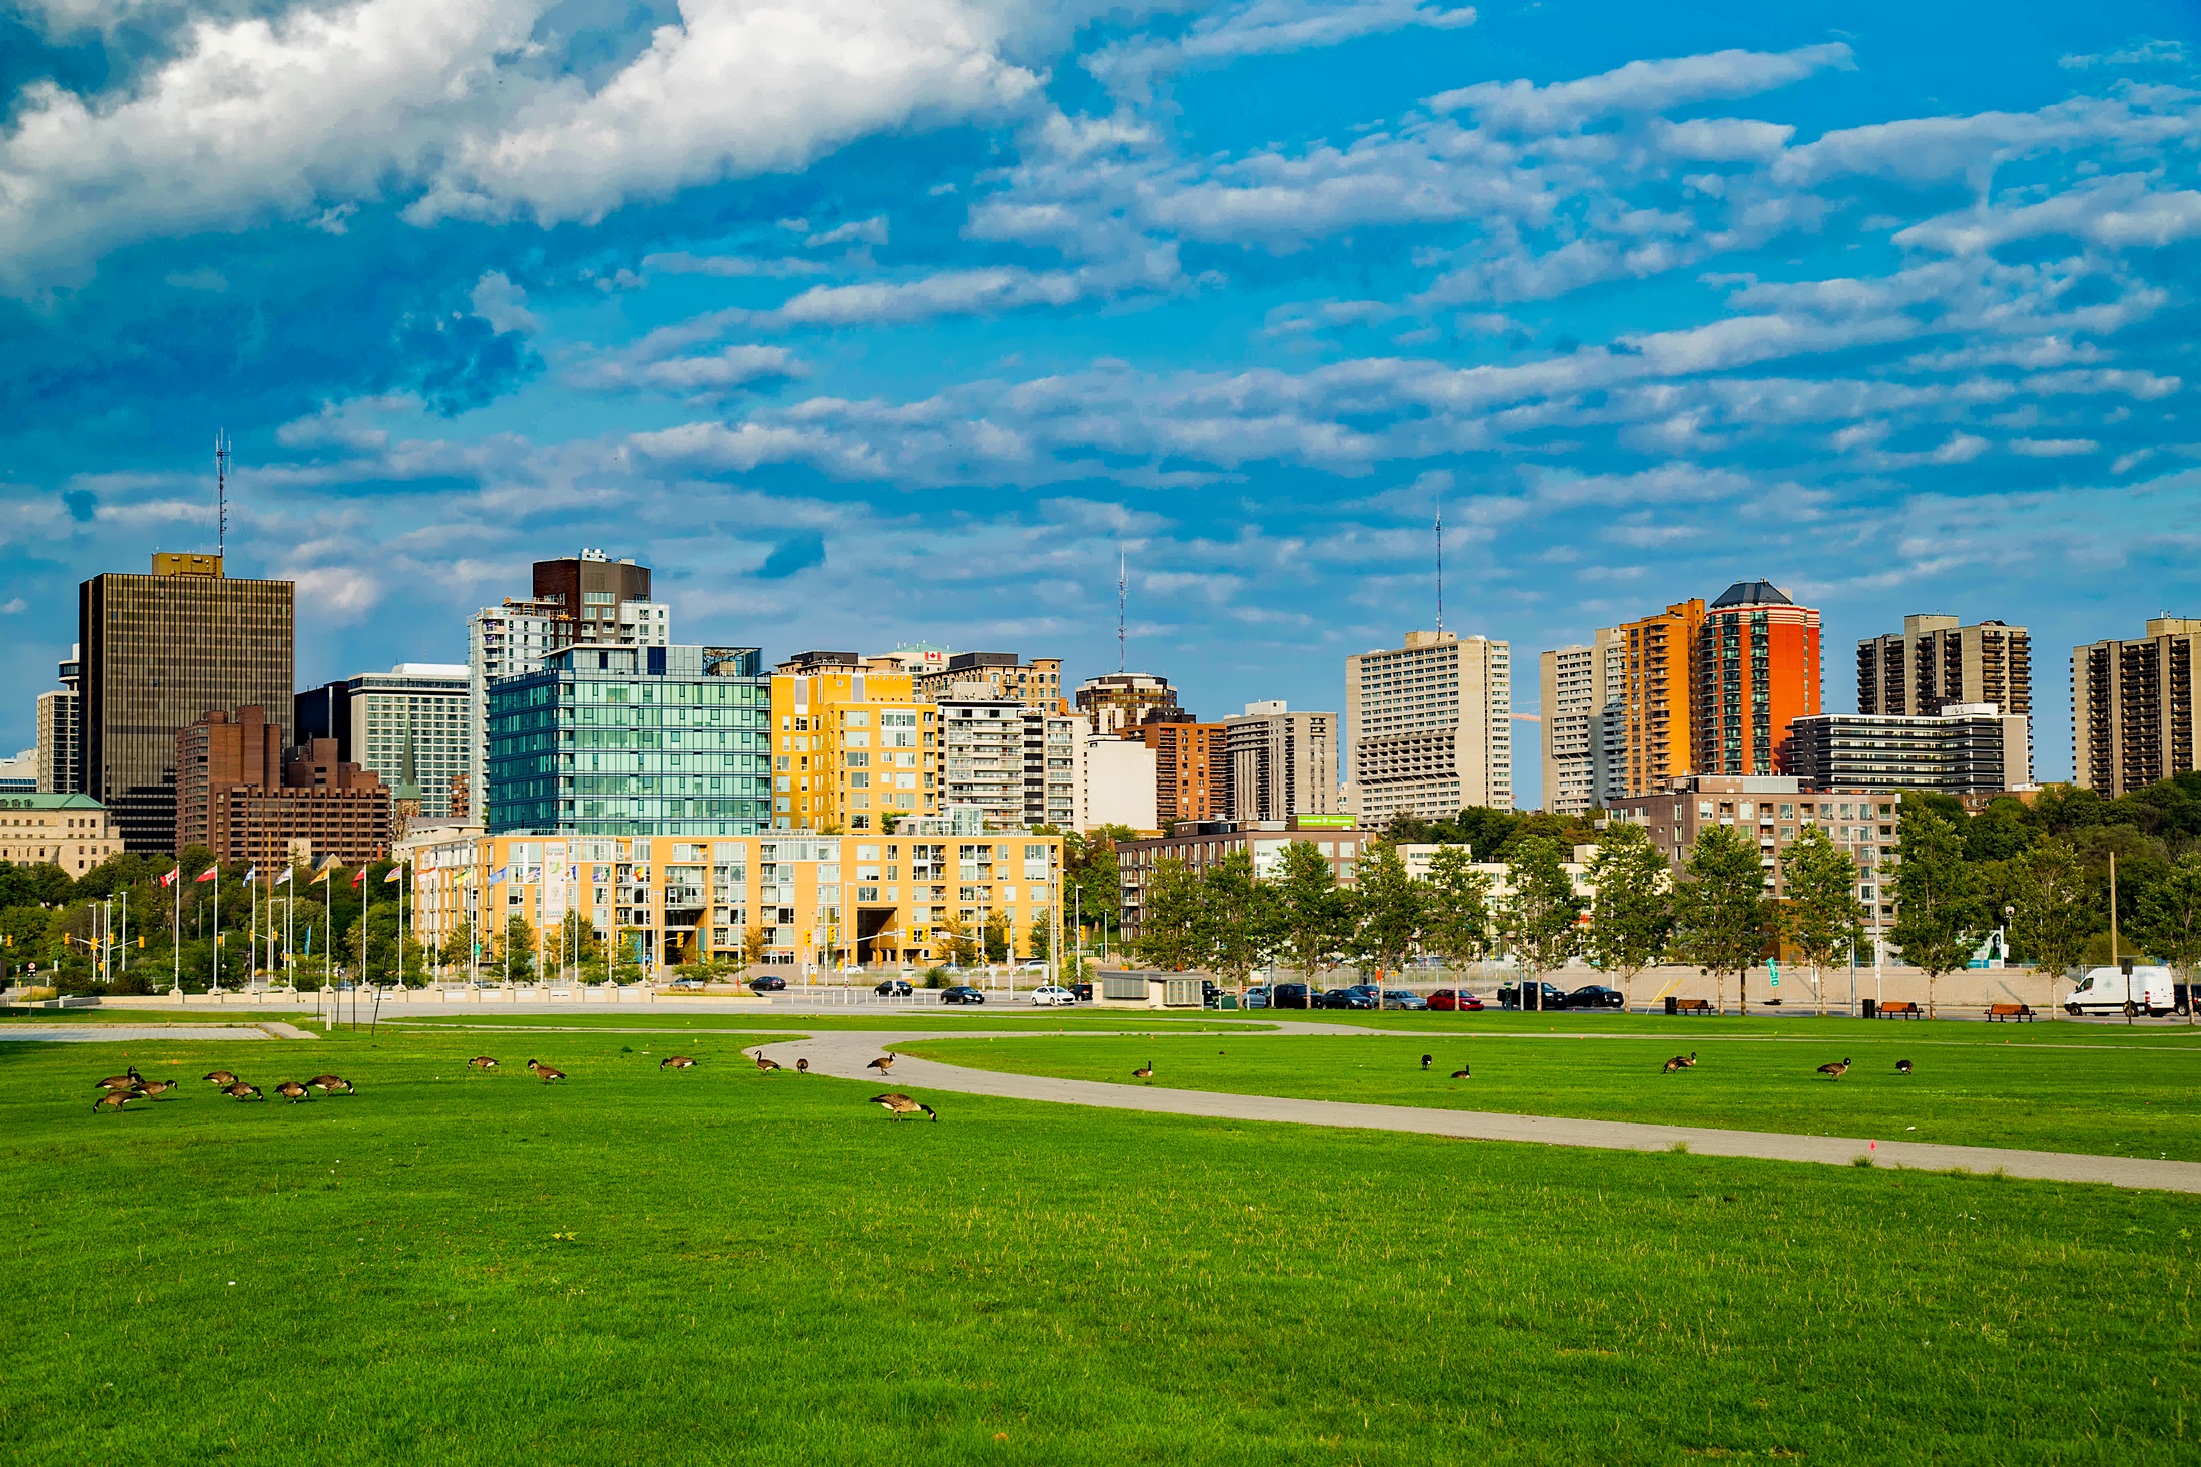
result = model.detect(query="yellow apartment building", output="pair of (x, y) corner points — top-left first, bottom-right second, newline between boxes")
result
(769, 665), (941, 833)
(408, 829), (1064, 973)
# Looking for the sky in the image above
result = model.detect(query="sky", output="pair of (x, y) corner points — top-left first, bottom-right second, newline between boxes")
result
(4, 0), (2199, 810)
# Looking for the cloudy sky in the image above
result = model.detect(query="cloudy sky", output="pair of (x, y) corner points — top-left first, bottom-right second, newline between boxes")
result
(4, 0), (2198, 805)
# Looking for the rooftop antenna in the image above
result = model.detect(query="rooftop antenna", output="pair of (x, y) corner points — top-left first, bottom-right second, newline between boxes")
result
(1117, 549), (1127, 674)
(213, 430), (231, 559)
(1434, 489), (1444, 634)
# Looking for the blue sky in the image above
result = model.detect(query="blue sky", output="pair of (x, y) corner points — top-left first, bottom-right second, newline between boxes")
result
(4, 0), (2199, 807)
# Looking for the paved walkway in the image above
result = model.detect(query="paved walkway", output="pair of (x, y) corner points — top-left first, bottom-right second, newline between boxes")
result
(758, 1029), (2201, 1196)
(0, 1023), (303, 1043)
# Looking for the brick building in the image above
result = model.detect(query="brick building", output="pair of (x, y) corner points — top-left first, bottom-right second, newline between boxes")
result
(174, 707), (391, 864)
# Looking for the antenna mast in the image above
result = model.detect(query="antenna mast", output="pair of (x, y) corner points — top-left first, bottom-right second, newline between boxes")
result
(214, 430), (231, 560)
(1434, 491), (1444, 633)
(1117, 550), (1127, 673)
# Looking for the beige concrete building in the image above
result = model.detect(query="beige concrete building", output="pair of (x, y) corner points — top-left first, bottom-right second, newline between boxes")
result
(1080, 735), (1159, 833)
(1224, 701), (1336, 823)
(1859, 614), (2031, 719)
(1345, 630), (1511, 823)
(913, 653), (1063, 709)
(2073, 616), (2201, 797)
(1074, 672), (1188, 736)
(1539, 630), (1623, 815)
(0, 793), (121, 874)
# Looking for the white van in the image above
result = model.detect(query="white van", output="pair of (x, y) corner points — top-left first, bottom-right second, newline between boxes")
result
(2065, 965), (2182, 1017)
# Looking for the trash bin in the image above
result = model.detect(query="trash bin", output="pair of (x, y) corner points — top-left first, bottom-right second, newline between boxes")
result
(1663, 995), (1678, 1016)
(1218, 994), (1239, 1010)
(1861, 998), (1877, 1019)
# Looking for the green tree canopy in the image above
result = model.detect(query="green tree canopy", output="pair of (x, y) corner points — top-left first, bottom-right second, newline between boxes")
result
(1421, 844), (1494, 977)
(1351, 843), (1423, 982)
(1497, 837), (1583, 996)
(1583, 825), (1671, 1003)
(1672, 825), (1771, 1013)
(1890, 804), (1985, 1016)
(1200, 851), (1271, 988)
(1136, 857), (1204, 972)
(1779, 824), (1863, 1015)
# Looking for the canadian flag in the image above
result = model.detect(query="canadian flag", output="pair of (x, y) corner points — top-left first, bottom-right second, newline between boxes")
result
(352, 868), (365, 888)
(194, 867), (218, 884)
(160, 866), (181, 889)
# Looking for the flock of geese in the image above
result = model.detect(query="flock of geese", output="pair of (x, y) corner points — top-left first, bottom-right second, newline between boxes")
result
(472, 1045), (935, 1121)
(92, 1065), (352, 1110)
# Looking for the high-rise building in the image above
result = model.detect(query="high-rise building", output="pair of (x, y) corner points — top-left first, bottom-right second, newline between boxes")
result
(1122, 720), (1232, 827)
(35, 645), (82, 795)
(2073, 616), (2201, 797)
(938, 695), (1080, 831)
(0, 748), (37, 792)
(1344, 629), (1512, 823)
(1858, 615), (2031, 720)
(530, 551), (655, 639)
(1223, 701), (1337, 823)
(1789, 707), (2031, 796)
(174, 707), (391, 864)
(487, 644), (769, 838)
(1074, 672), (1187, 736)
(1081, 735), (1159, 832)
(79, 553), (294, 853)
(913, 652), (1064, 709)
(771, 662), (937, 833)
(296, 664), (470, 820)
(1693, 581), (1821, 778)
(1539, 629), (1623, 815)
(1618, 599), (1704, 796)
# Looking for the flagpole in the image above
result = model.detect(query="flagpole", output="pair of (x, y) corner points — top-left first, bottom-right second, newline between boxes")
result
(172, 859), (181, 994)
(212, 864), (221, 994)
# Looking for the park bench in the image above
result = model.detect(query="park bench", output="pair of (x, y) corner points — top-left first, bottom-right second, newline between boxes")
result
(1877, 1001), (1920, 1019)
(1673, 998), (1713, 1015)
(1988, 1002), (2036, 1023)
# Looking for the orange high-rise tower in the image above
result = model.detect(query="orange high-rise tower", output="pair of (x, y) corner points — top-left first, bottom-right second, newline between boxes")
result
(1695, 581), (1821, 777)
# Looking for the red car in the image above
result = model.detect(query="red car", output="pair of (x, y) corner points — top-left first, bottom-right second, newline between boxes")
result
(1426, 989), (1484, 1012)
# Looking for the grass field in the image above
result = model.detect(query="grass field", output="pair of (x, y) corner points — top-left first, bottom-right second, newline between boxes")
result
(5, 1025), (2198, 1463)
(903, 1022), (2201, 1162)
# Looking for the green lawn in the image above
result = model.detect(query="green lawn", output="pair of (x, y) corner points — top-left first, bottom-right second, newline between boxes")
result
(389, 1011), (1276, 1032)
(902, 1023), (2201, 1161)
(4, 1027), (2197, 1463)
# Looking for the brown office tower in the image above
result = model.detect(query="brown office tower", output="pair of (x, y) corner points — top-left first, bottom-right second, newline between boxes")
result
(1858, 614), (2031, 719)
(1124, 721), (1231, 825)
(531, 550), (652, 640)
(80, 554), (294, 853)
(174, 708), (390, 865)
(2073, 617), (2201, 797)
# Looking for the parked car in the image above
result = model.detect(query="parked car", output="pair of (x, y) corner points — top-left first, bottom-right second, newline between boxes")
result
(1242, 987), (1272, 1009)
(1030, 984), (1078, 1007)
(749, 975), (788, 993)
(1014, 960), (1048, 976)
(1071, 982), (1094, 1002)
(2066, 964), (2180, 1016)
(1561, 984), (1624, 1011)
(668, 977), (707, 991)
(1271, 982), (1313, 1009)
(1316, 987), (1376, 1010)
(1426, 989), (1484, 1012)
(940, 985), (987, 1005)
(874, 978), (913, 997)
(1382, 990), (1429, 1010)
(1497, 980), (1569, 1011)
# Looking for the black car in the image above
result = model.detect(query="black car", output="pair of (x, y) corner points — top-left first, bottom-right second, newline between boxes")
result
(940, 985), (987, 1005)
(1562, 984), (1624, 1011)
(1271, 982), (1313, 1009)
(1316, 986), (1376, 1010)
(749, 975), (788, 993)
(1071, 982), (1093, 1002)
(1497, 980), (1568, 1011)
(874, 978), (913, 997)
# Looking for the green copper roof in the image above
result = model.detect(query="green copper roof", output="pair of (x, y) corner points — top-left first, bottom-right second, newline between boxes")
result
(0, 792), (104, 810)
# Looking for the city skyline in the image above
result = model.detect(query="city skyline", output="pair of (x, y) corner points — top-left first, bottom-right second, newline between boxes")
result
(6, 3), (2200, 807)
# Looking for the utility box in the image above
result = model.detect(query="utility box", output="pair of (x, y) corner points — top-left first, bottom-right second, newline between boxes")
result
(1094, 972), (1205, 1008)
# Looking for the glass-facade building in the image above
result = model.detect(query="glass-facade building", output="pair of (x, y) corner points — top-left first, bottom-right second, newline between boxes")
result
(487, 644), (771, 836)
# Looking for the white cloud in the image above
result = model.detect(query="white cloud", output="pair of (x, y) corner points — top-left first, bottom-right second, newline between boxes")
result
(573, 343), (804, 396)
(2010, 437), (2098, 457)
(1896, 174), (2201, 255)
(469, 270), (539, 335)
(1428, 44), (1852, 131)
(641, 252), (828, 278)
(1091, 0), (1475, 98)
(2060, 39), (2187, 69)
(805, 215), (889, 248)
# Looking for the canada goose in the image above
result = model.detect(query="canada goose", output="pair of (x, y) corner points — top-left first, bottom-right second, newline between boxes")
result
(1662, 1052), (1697, 1074)
(307, 1075), (353, 1095)
(527, 1060), (567, 1083)
(468, 1056), (499, 1070)
(93, 1067), (142, 1092)
(1817, 1058), (1852, 1081)
(134, 1079), (181, 1099)
(1132, 1061), (1154, 1080)
(870, 1092), (938, 1122)
(203, 1069), (239, 1085)
(796, 1058), (810, 1075)
(659, 1055), (698, 1070)
(754, 1051), (783, 1073)
(92, 1089), (139, 1113)
(865, 1055), (895, 1074)
(1895, 1059), (1913, 1075)
(273, 1081), (312, 1102)
(1449, 1064), (1472, 1079)
(1420, 1054), (1433, 1071)
(219, 1082), (264, 1101)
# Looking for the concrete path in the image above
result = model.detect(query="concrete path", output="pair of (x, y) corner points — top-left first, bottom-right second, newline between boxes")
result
(757, 1029), (2201, 1196)
(0, 1024), (291, 1043)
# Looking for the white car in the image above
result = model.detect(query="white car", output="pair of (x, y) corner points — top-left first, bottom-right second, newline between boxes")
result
(1030, 985), (1078, 1007)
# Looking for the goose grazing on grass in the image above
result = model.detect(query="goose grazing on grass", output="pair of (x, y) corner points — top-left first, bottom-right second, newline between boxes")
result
(753, 1051), (783, 1073)
(659, 1055), (698, 1070)
(1816, 1058), (1852, 1081)
(94, 1067), (143, 1092)
(1662, 1052), (1697, 1074)
(870, 1092), (937, 1122)
(1132, 1061), (1154, 1081)
(865, 1055), (895, 1075)
(527, 1060), (567, 1083)
(468, 1056), (499, 1070)
(1420, 1054), (1433, 1071)
(273, 1081), (312, 1103)
(219, 1082), (264, 1101)
(307, 1075), (353, 1095)
(203, 1069), (239, 1085)
(796, 1058), (810, 1075)
(92, 1089), (140, 1113)
(1895, 1059), (1914, 1075)
(1449, 1064), (1472, 1080)
(133, 1079), (181, 1099)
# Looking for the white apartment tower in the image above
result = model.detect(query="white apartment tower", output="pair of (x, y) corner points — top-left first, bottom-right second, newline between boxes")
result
(36, 645), (83, 794)
(1224, 701), (1337, 822)
(1345, 630), (1512, 823)
(1539, 628), (1624, 815)
(939, 694), (1082, 832)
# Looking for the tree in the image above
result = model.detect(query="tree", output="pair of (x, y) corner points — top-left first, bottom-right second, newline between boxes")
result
(937, 911), (980, 968)
(2135, 853), (2201, 1022)
(740, 923), (769, 973)
(2007, 838), (2092, 1010)
(1497, 837), (1583, 1007)
(1421, 845), (1494, 981)
(1351, 843), (1423, 991)
(1268, 840), (1354, 981)
(981, 909), (1011, 964)
(1065, 826), (1131, 955)
(1779, 825), (1863, 1016)
(502, 915), (538, 983)
(1199, 851), (1270, 990)
(1672, 825), (1771, 1015)
(437, 917), (474, 973)
(1025, 915), (1052, 963)
(1135, 858), (1204, 972)
(1889, 804), (1984, 1018)
(1583, 826), (1671, 1009)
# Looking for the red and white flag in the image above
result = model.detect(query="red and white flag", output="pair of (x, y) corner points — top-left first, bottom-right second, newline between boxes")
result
(352, 868), (365, 888)
(194, 867), (218, 884)
(160, 866), (181, 889)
